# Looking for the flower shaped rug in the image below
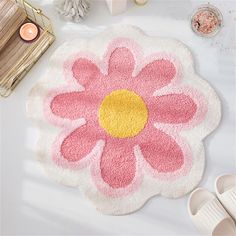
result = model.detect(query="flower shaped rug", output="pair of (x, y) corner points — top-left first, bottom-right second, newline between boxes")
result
(27, 25), (221, 215)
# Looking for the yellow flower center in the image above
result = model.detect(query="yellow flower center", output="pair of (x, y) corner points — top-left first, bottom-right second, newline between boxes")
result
(99, 89), (148, 138)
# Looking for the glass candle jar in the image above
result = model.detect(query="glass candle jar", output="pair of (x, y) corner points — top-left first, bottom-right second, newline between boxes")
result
(191, 4), (223, 37)
(19, 22), (39, 42)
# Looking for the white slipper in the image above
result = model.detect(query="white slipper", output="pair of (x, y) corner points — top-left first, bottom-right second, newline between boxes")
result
(188, 188), (236, 236)
(215, 174), (236, 221)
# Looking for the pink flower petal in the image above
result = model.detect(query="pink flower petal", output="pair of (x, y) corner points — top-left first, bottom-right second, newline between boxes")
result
(151, 93), (197, 124)
(50, 91), (98, 121)
(138, 126), (184, 173)
(108, 47), (135, 79)
(60, 124), (103, 162)
(100, 138), (136, 188)
(134, 59), (176, 96)
(72, 58), (101, 87)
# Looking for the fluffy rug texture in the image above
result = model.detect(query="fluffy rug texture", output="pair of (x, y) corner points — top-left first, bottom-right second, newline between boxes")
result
(27, 25), (221, 215)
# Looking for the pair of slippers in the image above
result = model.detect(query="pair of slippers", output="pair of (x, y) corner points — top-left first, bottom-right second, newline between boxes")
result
(188, 174), (236, 236)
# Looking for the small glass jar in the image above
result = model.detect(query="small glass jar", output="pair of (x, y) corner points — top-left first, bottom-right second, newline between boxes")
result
(191, 4), (223, 37)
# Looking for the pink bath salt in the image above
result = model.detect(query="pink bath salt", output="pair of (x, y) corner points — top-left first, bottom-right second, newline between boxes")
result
(193, 9), (220, 35)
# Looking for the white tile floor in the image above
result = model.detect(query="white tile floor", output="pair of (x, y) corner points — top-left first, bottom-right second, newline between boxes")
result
(1, 0), (235, 235)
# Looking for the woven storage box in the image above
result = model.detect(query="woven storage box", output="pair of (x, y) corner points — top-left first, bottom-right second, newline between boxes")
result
(0, 0), (55, 97)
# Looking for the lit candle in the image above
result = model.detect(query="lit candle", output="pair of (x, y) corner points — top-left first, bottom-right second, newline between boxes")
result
(19, 22), (39, 42)
(134, 0), (148, 5)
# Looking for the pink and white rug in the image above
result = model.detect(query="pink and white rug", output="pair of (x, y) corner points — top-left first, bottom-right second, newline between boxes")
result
(27, 25), (221, 215)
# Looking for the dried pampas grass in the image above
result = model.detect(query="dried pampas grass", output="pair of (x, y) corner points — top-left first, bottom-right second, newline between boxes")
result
(54, 0), (90, 23)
